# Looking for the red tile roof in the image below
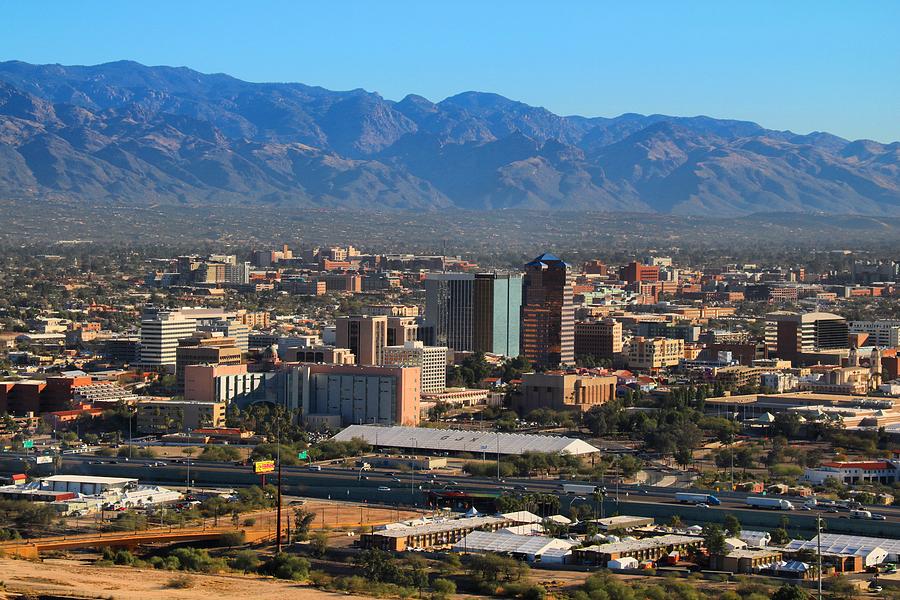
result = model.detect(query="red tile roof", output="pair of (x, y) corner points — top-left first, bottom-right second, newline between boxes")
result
(821, 461), (893, 470)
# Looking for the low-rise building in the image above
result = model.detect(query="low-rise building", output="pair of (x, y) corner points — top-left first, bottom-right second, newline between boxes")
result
(802, 460), (900, 485)
(574, 534), (703, 566)
(515, 371), (616, 414)
(136, 399), (226, 433)
(624, 337), (684, 371)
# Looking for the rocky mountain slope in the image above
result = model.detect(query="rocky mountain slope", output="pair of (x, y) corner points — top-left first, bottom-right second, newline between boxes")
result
(0, 60), (897, 215)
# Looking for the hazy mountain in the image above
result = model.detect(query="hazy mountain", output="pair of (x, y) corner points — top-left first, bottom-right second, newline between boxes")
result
(0, 60), (897, 215)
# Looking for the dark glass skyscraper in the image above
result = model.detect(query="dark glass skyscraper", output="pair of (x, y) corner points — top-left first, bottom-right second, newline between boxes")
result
(521, 253), (575, 368)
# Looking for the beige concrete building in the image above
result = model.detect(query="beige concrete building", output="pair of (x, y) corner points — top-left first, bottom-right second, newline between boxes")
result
(336, 315), (388, 366)
(175, 333), (242, 391)
(624, 337), (684, 370)
(382, 340), (448, 393)
(136, 398), (226, 433)
(574, 319), (623, 360)
(516, 371), (617, 414)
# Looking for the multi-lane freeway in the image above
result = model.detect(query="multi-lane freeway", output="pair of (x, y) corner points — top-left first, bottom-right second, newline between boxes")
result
(4, 452), (900, 538)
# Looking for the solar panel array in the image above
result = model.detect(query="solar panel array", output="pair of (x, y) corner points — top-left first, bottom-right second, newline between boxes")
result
(332, 425), (600, 455)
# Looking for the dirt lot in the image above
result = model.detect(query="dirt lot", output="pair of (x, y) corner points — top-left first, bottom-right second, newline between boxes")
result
(0, 557), (375, 600)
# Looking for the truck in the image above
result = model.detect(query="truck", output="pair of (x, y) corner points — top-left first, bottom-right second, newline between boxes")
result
(675, 492), (721, 505)
(850, 510), (873, 519)
(562, 483), (598, 495)
(746, 496), (794, 510)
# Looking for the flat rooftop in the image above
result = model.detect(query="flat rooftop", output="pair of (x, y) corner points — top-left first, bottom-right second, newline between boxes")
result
(578, 534), (701, 554)
(371, 515), (508, 538)
(42, 475), (137, 485)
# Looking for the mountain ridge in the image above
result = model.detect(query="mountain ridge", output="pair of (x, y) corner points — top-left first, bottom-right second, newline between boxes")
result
(0, 59), (897, 215)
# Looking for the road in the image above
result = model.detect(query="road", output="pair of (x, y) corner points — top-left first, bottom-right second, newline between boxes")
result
(4, 452), (900, 536)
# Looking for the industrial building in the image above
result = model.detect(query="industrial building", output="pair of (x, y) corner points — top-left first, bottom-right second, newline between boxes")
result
(786, 533), (899, 567)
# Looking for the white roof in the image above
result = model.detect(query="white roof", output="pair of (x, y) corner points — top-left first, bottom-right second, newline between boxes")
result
(371, 515), (507, 538)
(501, 511), (543, 524)
(579, 534), (701, 555)
(332, 425), (601, 455)
(453, 530), (577, 556)
(42, 475), (137, 485)
(786, 533), (900, 557)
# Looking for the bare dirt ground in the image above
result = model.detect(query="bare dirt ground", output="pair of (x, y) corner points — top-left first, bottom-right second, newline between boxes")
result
(0, 557), (375, 600)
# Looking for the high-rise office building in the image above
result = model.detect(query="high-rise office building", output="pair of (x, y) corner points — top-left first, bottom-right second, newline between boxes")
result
(423, 272), (522, 355)
(473, 273), (522, 356)
(387, 316), (419, 346)
(336, 315), (388, 366)
(765, 311), (849, 362)
(423, 273), (474, 351)
(139, 309), (198, 368)
(521, 253), (575, 368)
(382, 340), (448, 393)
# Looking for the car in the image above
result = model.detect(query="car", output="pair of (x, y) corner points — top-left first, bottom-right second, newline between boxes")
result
(697, 503), (710, 509)
(514, 484), (528, 491)
(377, 486), (391, 492)
(89, 460), (103, 465)
(871, 514), (887, 520)
(392, 477), (402, 483)
(827, 507), (839, 513)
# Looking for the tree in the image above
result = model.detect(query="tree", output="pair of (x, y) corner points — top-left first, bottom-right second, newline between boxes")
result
(230, 549), (260, 572)
(293, 508), (315, 541)
(827, 574), (856, 600)
(310, 530), (328, 557)
(702, 524), (726, 555)
(431, 578), (456, 600)
(723, 514), (741, 538)
(772, 584), (809, 600)
(769, 527), (790, 545)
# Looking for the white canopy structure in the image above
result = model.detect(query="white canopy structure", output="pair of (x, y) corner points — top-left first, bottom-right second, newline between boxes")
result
(331, 425), (601, 456)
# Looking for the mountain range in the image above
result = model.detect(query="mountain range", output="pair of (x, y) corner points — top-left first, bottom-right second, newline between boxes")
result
(0, 60), (897, 215)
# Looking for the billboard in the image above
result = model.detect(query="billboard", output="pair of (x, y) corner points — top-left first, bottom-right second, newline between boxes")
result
(35, 455), (53, 464)
(253, 460), (275, 474)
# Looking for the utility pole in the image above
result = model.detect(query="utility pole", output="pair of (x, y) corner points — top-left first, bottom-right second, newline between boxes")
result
(817, 514), (822, 600)
(276, 419), (283, 553)
(496, 430), (501, 480)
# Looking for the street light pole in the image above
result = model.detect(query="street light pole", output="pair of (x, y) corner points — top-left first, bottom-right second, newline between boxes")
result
(496, 430), (501, 480)
(817, 514), (822, 600)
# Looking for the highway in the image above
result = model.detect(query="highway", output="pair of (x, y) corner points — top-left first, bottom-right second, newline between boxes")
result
(4, 453), (900, 537)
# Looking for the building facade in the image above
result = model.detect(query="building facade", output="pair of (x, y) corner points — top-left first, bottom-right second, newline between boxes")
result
(516, 371), (617, 414)
(765, 312), (849, 362)
(336, 315), (388, 366)
(624, 337), (685, 370)
(283, 363), (421, 427)
(521, 254), (575, 368)
(381, 340), (448, 393)
(574, 319), (623, 361)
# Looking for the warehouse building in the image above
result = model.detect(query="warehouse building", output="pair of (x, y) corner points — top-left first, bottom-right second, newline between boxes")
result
(331, 425), (601, 456)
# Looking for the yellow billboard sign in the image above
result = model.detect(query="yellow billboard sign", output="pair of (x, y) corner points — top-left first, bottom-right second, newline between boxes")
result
(254, 460), (275, 474)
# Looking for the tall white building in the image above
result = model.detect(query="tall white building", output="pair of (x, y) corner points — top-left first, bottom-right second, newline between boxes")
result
(381, 340), (448, 394)
(849, 320), (900, 348)
(139, 307), (237, 368)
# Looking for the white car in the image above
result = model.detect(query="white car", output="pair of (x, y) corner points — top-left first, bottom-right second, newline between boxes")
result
(377, 486), (391, 492)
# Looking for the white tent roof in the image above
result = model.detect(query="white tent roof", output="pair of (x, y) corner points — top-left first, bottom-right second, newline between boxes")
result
(453, 530), (577, 556)
(787, 533), (900, 558)
(331, 425), (601, 455)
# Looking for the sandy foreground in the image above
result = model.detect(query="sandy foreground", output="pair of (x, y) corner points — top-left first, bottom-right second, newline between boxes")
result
(0, 557), (375, 600)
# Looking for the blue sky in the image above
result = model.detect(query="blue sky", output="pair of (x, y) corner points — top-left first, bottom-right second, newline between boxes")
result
(1, 1), (898, 142)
